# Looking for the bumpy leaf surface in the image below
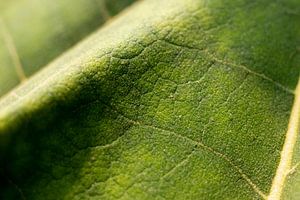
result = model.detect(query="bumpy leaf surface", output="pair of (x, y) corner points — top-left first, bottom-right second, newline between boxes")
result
(0, 0), (300, 199)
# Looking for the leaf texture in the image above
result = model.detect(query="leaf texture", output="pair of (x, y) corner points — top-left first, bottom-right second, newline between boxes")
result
(0, 0), (300, 199)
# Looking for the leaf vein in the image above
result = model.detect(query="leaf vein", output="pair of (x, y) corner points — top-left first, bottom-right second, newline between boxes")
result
(0, 17), (27, 83)
(159, 38), (293, 95)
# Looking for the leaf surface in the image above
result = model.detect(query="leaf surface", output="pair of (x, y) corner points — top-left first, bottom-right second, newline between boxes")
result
(0, 0), (300, 199)
(0, 0), (136, 97)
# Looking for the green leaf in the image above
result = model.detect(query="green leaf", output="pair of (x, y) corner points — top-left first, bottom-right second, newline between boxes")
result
(0, 0), (300, 199)
(0, 0), (136, 97)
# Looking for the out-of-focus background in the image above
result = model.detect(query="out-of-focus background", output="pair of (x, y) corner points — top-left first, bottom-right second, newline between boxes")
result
(0, 0), (136, 97)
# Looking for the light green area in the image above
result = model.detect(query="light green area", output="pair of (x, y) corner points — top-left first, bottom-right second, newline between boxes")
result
(283, 122), (300, 200)
(0, 0), (136, 97)
(0, 0), (299, 199)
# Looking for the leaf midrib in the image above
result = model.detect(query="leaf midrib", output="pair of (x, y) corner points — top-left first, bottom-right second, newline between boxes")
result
(268, 79), (300, 200)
